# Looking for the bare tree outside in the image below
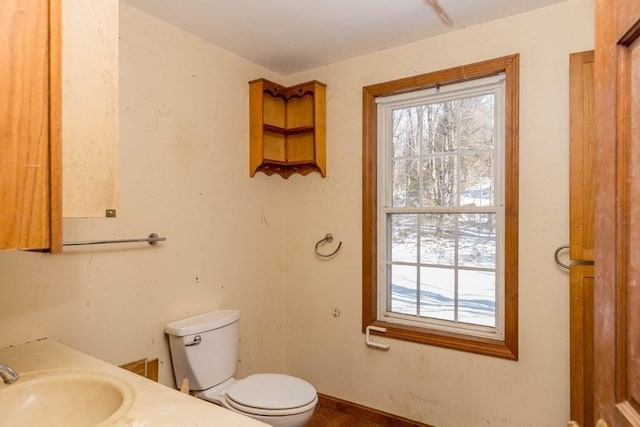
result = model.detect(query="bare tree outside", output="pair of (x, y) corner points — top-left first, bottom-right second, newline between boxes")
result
(387, 93), (498, 327)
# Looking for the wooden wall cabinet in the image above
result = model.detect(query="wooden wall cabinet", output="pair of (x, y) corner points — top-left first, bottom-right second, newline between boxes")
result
(568, 50), (595, 427)
(249, 79), (326, 179)
(0, 0), (62, 252)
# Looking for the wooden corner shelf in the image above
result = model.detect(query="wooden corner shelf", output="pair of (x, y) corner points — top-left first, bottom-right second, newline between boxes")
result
(249, 78), (326, 179)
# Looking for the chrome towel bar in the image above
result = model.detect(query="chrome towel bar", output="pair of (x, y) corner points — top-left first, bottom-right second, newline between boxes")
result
(63, 233), (166, 247)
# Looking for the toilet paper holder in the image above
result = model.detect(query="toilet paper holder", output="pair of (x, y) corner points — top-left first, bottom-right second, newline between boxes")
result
(365, 326), (390, 350)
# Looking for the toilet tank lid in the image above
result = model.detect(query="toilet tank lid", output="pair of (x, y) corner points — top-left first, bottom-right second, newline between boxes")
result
(164, 310), (240, 336)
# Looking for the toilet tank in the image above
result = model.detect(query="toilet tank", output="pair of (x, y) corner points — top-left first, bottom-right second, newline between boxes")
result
(164, 310), (240, 391)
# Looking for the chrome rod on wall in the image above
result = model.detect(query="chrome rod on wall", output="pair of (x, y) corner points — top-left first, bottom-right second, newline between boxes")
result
(63, 233), (166, 247)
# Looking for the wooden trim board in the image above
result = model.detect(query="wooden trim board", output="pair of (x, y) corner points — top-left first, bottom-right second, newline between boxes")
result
(119, 358), (159, 382)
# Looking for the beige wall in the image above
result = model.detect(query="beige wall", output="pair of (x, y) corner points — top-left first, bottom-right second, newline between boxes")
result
(0, 0), (593, 425)
(62, 0), (119, 217)
(283, 0), (593, 426)
(0, 3), (288, 384)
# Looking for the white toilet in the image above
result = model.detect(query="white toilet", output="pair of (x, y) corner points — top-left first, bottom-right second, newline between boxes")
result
(164, 310), (317, 427)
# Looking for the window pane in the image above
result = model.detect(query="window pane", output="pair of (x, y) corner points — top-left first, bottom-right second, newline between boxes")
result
(419, 266), (455, 321)
(390, 214), (417, 263)
(421, 155), (457, 207)
(392, 158), (419, 207)
(460, 153), (494, 206)
(458, 270), (496, 327)
(459, 213), (496, 268)
(421, 101), (458, 154)
(459, 94), (495, 151)
(390, 264), (417, 315)
(392, 108), (420, 158)
(419, 214), (455, 265)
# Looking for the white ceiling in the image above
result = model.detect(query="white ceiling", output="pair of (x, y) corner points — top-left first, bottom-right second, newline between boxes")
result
(121, 0), (566, 75)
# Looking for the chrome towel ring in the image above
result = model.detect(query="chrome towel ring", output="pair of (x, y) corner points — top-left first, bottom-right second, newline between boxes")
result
(554, 244), (570, 270)
(315, 233), (342, 258)
(553, 244), (594, 271)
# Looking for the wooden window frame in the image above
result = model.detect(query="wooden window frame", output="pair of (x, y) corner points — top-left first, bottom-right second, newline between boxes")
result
(362, 54), (519, 360)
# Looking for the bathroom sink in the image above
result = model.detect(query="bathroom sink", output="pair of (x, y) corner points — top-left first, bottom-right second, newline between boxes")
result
(0, 369), (134, 427)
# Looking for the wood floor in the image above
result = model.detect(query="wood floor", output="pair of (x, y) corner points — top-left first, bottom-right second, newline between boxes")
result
(307, 394), (431, 427)
(308, 403), (386, 427)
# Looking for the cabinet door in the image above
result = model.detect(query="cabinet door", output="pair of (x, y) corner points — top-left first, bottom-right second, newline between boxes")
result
(569, 264), (594, 427)
(0, 0), (62, 251)
(569, 50), (595, 262)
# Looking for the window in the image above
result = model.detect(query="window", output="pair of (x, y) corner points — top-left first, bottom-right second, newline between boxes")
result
(362, 55), (519, 359)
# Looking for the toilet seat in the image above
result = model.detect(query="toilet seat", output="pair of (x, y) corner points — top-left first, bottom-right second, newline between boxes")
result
(224, 373), (317, 416)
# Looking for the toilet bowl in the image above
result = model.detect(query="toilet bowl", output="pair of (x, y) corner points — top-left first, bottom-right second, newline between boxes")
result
(197, 375), (317, 427)
(165, 310), (317, 427)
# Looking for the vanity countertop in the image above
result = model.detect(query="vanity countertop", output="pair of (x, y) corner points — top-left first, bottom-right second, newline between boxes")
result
(0, 338), (267, 426)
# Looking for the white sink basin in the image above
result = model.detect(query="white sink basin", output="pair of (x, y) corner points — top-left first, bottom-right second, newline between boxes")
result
(0, 369), (134, 427)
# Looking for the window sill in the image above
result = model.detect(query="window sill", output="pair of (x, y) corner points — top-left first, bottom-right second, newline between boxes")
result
(365, 320), (518, 360)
